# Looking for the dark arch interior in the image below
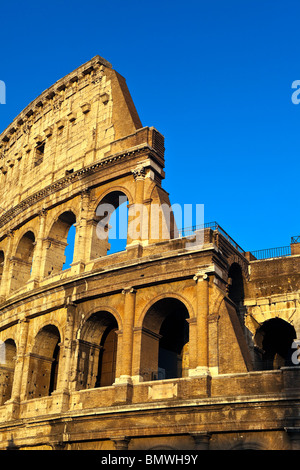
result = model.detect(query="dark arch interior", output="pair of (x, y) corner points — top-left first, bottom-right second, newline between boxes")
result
(0, 251), (4, 278)
(79, 311), (119, 389)
(228, 263), (244, 304)
(58, 211), (76, 226)
(28, 324), (61, 398)
(144, 298), (190, 380)
(96, 321), (118, 387)
(254, 317), (296, 370)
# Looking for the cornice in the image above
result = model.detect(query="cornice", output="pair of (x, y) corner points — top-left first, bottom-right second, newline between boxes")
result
(0, 56), (111, 151)
(0, 144), (160, 233)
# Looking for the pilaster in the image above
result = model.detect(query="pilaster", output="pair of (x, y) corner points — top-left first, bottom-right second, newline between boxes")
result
(56, 301), (77, 393)
(0, 230), (14, 298)
(6, 318), (29, 417)
(190, 271), (210, 376)
(29, 208), (47, 282)
(71, 189), (90, 273)
(115, 287), (136, 384)
(128, 165), (147, 246)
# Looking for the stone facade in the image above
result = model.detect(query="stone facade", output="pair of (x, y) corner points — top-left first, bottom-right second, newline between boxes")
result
(0, 56), (299, 450)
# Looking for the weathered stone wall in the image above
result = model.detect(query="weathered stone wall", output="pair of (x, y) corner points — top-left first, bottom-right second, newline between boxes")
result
(0, 56), (299, 451)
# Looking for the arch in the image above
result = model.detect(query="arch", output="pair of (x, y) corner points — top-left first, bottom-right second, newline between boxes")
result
(91, 190), (130, 258)
(13, 226), (37, 253)
(78, 305), (122, 335)
(93, 185), (134, 211)
(227, 254), (249, 280)
(43, 210), (76, 276)
(76, 311), (119, 389)
(140, 297), (190, 381)
(138, 292), (195, 329)
(228, 262), (245, 305)
(10, 230), (36, 292)
(230, 440), (265, 450)
(0, 339), (16, 405)
(26, 324), (61, 399)
(254, 317), (296, 370)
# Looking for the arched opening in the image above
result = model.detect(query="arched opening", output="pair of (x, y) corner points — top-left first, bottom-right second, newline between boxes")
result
(97, 324), (118, 387)
(228, 263), (244, 305)
(10, 231), (35, 292)
(0, 251), (4, 287)
(43, 211), (76, 276)
(254, 318), (296, 370)
(0, 339), (16, 405)
(140, 298), (190, 381)
(63, 222), (76, 270)
(76, 311), (119, 389)
(27, 325), (61, 399)
(92, 191), (128, 258)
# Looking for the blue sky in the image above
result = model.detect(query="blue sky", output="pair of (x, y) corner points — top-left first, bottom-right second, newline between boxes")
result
(1, 0), (300, 253)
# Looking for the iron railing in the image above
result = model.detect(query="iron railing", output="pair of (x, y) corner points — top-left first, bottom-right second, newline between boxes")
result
(251, 234), (300, 260)
(176, 221), (246, 255)
(177, 222), (300, 261)
(250, 245), (291, 260)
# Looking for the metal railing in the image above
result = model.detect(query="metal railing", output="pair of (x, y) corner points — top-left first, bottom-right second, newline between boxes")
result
(176, 222), (300, 261)
(176, 221), (246, 255)
(251, 234), (300, 260)
(250, 245), (291, 260)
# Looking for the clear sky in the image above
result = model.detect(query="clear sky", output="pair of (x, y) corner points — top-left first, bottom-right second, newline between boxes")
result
(1, 0), (300, 253)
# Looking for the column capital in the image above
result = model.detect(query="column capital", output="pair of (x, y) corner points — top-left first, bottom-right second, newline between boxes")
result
(64, 298), (77, 309)
(80, 187), (91, 199)
(190, 431), (212, 450)
(193, 272), (209, 282)
(38, 207), (47, 218)
(132, 165), (146, 181)
(122, 287), (136, 295)
(111, 436), (130, 450)
(6, 229), (14, 239)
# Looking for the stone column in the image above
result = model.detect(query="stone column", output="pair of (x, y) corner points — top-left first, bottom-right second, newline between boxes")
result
(30, 209), (47, 282)
(50, 302), (77, 412)
(71, 190), (90, 274)
(56, 302), (77, 393)
(192, 272), (210, 375)
(9, 318), (29, 404)
(117, 287), (136, 383)
(0, 230), (14, 299)
(129, 165), (146, 246)
(187, 317), (198, 371)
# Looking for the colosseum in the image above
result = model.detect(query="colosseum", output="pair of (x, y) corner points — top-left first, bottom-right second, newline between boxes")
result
(0, 55), (299, 451)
